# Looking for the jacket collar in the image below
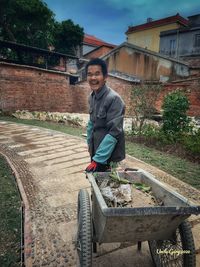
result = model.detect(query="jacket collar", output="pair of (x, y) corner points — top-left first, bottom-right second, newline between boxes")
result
(92, 84), (108, 100)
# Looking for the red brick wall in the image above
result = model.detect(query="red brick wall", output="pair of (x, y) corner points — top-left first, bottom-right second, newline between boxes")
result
(70, 82), (90, 113)
(0, 62), (199, 117)
(156, 79), (200, 117)
(0, 62), (76, 112)
(107, 76), (200, 117)
(73, 77), (134, 114)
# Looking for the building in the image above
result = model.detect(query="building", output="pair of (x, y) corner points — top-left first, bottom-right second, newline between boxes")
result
(159, 14), (200, 66)
(82, 34), (115, 58)
(126, 14), (188, 52)
(102, 42), (189, 82)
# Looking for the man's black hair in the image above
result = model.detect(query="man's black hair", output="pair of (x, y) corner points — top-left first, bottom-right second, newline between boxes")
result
(86, 58), (108, 77)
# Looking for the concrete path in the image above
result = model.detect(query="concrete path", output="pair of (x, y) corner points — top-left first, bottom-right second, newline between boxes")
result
(0, 121), (199, 267)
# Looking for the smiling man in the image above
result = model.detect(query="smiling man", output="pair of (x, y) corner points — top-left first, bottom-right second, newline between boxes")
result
(85, 58), (125, 172)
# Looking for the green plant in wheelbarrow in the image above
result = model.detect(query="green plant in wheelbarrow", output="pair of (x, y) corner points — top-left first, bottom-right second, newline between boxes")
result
(132, 182), (151, 192)
(95, 164), (152, 208)
(109, 163), (151, 193)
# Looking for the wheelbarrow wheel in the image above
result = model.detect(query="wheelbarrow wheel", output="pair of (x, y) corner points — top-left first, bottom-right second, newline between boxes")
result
(77, 189), (92, 267)
(148, 220), (195, 267)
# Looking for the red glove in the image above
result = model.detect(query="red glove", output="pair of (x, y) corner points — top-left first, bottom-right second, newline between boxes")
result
(85, 161), (97, 172)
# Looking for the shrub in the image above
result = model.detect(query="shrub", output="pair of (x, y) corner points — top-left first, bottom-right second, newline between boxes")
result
(162, 90), (191, 140)
(182, 129), (200, 156)
(140, 124), (160, 137)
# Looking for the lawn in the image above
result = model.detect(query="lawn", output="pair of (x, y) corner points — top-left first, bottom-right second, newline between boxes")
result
(0, 154), (22, 267)
(126, 141), (200, 189)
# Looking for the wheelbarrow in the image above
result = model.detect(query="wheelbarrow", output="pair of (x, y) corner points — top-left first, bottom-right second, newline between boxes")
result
(76, 168), (200, 267)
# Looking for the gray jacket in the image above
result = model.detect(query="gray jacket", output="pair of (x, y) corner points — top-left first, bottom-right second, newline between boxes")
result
(88, 84), (125, 163)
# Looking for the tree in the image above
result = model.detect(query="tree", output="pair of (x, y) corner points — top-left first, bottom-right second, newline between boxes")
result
(0, 0), (84, 54)
(0, 0), (55, 48)
(129, 83), (163, 134)
(53, 20), (84, 55)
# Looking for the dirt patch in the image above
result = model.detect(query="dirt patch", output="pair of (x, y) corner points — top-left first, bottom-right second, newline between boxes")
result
(130, 187), (159, 207)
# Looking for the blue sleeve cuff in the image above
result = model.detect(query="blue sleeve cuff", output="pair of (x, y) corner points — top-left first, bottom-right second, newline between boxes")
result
(93, 134), (117, 164)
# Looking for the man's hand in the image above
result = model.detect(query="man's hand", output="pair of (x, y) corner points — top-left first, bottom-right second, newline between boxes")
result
(85, 161), (97, 172)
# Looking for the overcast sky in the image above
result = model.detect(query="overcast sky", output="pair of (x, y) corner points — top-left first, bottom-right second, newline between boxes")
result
(44, 0), (200, 45)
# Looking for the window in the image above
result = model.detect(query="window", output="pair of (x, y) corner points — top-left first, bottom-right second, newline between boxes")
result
(194, 34), (200, 47)
(169, 39), (176, 55)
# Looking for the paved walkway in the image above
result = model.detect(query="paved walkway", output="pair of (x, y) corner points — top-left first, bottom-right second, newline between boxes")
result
(0, 121), (199, 267)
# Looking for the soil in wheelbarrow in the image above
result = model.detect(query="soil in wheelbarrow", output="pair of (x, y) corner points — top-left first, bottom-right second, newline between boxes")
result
(97, 178), (163, 208)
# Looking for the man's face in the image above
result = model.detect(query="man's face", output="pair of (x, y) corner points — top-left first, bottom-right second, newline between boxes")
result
(87, 65), (107, 91)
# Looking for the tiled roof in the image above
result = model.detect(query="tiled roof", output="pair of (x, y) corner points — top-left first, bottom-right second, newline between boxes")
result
(126, 13), (189, 34)
(83, 34), (116, 48)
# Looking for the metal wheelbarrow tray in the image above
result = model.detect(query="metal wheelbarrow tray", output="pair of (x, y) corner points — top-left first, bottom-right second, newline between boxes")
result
(76, 169), (200, 267)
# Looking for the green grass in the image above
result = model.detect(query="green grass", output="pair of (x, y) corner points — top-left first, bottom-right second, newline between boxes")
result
(1, 115), (200, 190)
(0, 154), (21, 267)
(0, 116), (84, 137)
(126, 141), (200, 189)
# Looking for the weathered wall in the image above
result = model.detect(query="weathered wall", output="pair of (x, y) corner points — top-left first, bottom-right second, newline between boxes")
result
(103, 43), (190, 82)
(0, 62), (199, 117)
(180, 57), (200, 77)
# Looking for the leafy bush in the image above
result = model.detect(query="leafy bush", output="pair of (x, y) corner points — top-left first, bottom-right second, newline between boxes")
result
(182, 129), (200, 156)
(139, 124), (160, 137)
(162, 90), (191, 140)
